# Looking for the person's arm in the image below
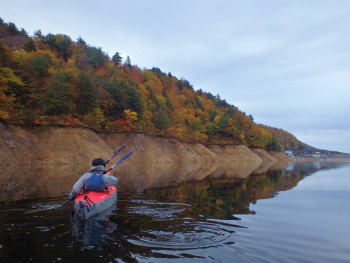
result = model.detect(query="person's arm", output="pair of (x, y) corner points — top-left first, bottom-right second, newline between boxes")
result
(103, 173), (118, 186)
(69, 174), (89, 200)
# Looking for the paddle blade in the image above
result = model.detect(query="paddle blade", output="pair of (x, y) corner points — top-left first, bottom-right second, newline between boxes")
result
(107, 151), (133, 172)
(106, 145), (126, 164)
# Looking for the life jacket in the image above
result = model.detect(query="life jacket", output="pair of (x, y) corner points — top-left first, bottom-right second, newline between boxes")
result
(86, 172), (105, 191)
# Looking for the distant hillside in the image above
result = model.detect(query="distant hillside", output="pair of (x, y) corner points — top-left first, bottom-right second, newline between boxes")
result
(260, 124), (348, 156)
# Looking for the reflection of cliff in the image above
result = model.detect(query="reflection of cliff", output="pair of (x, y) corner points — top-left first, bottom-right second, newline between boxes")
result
(0, 160), (287, 201)
(0, 164), (91, 201)
(143, 162), (349, 219)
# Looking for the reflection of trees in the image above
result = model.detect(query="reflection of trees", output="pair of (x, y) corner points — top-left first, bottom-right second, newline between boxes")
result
(143, 170), (291, 219)
(143, 161), (350, 219)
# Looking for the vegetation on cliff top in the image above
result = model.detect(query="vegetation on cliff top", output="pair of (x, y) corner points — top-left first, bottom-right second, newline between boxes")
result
(0, 18), (281, 150)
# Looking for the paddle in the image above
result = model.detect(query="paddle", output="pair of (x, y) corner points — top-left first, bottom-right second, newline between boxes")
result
(62, 199), (70, 206)
(62, 151), (133, 207)
(105, 151), (133, 173)
(105, 145), (126, 165)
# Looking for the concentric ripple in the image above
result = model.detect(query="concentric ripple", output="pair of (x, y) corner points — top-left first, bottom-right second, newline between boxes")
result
(127, 199), (234, 249)
(130, 221), (234, 249)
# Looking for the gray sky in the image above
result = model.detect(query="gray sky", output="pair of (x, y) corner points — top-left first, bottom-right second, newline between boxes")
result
(2, 0), (350, 153)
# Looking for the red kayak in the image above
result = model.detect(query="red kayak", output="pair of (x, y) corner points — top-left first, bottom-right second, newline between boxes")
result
(74, 185), (117, 219)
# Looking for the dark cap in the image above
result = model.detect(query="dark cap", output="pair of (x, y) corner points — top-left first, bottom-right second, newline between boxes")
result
(92, 158), (106, 167)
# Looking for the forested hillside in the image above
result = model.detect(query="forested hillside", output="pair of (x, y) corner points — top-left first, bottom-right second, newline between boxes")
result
(0, 18), (281, 150)
(260, 125), (319, 154)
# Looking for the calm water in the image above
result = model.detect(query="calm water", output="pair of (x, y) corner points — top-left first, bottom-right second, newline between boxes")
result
(0, 161), (349, 262)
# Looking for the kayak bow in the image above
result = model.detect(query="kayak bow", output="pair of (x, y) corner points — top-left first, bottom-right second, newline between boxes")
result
(74, 185), (117, 219)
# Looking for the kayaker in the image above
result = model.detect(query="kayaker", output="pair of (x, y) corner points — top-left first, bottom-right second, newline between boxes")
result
(69, 158), (118, 200)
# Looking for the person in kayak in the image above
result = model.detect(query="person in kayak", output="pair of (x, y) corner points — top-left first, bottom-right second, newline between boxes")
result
(69, 158), (118, 200)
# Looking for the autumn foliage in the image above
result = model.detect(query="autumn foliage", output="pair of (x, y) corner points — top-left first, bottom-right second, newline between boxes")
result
(0, 18), (281, 150)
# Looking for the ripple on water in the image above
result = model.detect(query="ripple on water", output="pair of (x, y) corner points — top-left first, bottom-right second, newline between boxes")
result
(127, 200), (235, 250)
(130, 221), (234, 249)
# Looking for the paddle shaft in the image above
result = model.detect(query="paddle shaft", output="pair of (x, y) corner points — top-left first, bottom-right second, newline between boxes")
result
(62, 199), (70, 207)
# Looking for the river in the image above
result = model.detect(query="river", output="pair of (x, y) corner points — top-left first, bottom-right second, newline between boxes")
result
(0, 161), (349, 262)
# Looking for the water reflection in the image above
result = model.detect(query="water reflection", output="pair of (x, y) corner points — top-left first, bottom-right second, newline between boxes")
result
(0, 161), (349, 262)
(1, 160), (349, 202)
(0, 163), (91, 201)
(142, 161), (350, 218)
(70, 202), (118, 249)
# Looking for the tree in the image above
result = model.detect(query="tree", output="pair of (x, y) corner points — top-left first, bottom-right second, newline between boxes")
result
(156, 108), (171, 131)
(0, 68), (24, 120)
(56, 34), (73, 61)
(124, 56), (132, 70)
(24, 38), (36, 52)
(218, 114), (229, 130)
(112, 52), (122, 66)
(195, 95), (204, 110)
(76, 36), (86, 47)
(0, 43), (9, 67)
(85, 46), (108, 69)
(34, 29), (42, 38)
(20, 28), (28, 37)
(75, 72), (97, 115)
(40, 70), (73, 116)
(266, 137), (282, 151)
(7, 22), (20, 35)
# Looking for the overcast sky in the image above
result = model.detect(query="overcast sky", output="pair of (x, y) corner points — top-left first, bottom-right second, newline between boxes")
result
(2, 0), (349, 153)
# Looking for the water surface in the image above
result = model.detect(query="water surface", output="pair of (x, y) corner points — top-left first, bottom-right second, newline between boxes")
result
(0, 161), (349, 262)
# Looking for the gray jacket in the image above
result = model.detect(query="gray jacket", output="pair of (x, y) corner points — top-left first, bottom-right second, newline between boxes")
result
(69, 165), (118, 200)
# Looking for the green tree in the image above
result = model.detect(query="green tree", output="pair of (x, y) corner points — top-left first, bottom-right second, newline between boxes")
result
(76, 72), (97, 115)
(40, 70), (73, 115)
(0, 43), (9, 67)
(106, 78), (126, 116)
(56, 34), (72, 61)
(156, 108), (171, 131)
(124, 56), (132, 70)
(112, 52), (122, 66)
(126, 84), (143, 114)
(266, 137), (282, 151)
(218, 114), (229, 130)
(7, 22), (20, 35)
(34, 29), (42, 38)
(24, 38), (36, 52)
(209, 109), (218, 122)
(195, 95), (204, 110)
(76, 36), (86, 47)
(85, 46), (108, 69)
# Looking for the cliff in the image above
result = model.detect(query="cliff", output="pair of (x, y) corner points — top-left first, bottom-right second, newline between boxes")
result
(0, 123), (290, 167)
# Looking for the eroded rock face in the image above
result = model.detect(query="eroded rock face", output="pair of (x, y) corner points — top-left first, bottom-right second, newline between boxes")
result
(0, 122), (291, 169)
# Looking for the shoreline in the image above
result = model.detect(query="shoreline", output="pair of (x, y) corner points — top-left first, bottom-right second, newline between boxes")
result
(295, 157), (350, 162)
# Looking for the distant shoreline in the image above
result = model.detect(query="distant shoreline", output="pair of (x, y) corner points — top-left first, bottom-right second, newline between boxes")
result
(295, 157), (350, 162)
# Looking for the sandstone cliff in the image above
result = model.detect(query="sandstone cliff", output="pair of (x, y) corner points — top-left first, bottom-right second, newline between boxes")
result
(0, 122), (290, 166)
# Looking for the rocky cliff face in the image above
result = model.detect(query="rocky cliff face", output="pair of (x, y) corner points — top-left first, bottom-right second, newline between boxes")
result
(0, 122), (291, 167)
